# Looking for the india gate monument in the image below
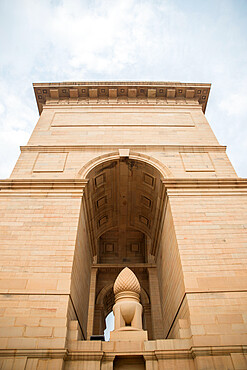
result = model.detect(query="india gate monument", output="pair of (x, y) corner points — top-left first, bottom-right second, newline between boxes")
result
(0, 81), (246, 369)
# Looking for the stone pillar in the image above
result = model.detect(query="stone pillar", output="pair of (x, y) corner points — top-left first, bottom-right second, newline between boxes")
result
(148, 267), (164, 339)
(87, 267), (98, 339)
(143, 304), (153, 340)
(93, 304), (105, 335)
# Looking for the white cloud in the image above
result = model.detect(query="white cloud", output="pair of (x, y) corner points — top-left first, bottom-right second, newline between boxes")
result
(0, 0), (246, 177)
(220, 93), (246, 117)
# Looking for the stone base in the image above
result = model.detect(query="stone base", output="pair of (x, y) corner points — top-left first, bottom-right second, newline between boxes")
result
(110, 328), (148, 342)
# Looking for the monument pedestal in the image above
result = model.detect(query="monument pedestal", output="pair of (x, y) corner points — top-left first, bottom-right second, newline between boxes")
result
(110, 328), (148, 342)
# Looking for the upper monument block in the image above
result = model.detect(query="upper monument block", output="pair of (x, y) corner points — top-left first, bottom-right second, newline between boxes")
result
(33, 81), (211, 115)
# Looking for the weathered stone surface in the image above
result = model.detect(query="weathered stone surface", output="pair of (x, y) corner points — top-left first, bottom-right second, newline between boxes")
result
(0, 81), (246, 369)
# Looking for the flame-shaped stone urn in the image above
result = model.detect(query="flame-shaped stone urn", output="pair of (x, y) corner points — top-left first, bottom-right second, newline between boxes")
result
(110, 267), (148, 341)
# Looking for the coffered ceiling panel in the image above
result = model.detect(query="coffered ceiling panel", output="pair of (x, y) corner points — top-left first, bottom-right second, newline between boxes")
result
(84, 158), (163, 260)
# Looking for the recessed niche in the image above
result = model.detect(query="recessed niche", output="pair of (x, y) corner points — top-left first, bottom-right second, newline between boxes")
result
(95, 173), (106, 188)
(143, 173), (155, 188)
(105, 243), (114, 253)
(131, 243), (139, 252)
(139, 215), (149, 227)
(96, 196), (107, 208)
(141, 195), (152, 208)
(98, 216), (108, 227)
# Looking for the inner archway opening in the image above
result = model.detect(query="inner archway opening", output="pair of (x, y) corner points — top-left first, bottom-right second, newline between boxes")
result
(84, 157), (165, 340)
(104, 311), (114, 341)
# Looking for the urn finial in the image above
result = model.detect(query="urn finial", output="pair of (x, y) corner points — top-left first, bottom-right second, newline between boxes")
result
(110, 267), (148, 341)
(113, 267), (140, 295)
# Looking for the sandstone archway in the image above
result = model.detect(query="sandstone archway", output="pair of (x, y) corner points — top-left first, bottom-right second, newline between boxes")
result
(84, 157), (166, 340)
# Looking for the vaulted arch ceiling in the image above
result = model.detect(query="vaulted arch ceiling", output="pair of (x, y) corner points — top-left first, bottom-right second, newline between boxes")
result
(84, 158), (164, 261)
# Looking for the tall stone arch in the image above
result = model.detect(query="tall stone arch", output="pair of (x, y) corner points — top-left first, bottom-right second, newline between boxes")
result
(0, 81), (246, 369)
(80, 156), (166, 340)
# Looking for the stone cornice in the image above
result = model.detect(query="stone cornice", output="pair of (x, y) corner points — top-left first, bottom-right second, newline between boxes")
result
(163, 178), (247, 196)
(20, 145), (227, 152)
(0, 349), (68, 359)
(154, 345), (247, 360)
(1, 178), (245, 197)
(0, 179), (88, 197)
(163, 178), (247, 187)
(33, 81), (211, 115)
(0, 344), (245, 361)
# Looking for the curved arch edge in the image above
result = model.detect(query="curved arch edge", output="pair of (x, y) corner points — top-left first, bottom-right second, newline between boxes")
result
(77, 150), (173, 179)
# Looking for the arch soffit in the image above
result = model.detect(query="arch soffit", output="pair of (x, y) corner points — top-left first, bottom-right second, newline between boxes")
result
(77, 151), (173, 179)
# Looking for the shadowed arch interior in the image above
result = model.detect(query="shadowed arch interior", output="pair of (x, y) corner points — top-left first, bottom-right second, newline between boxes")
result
(84, 158), (165, 340)
(84, 158), (164, 259)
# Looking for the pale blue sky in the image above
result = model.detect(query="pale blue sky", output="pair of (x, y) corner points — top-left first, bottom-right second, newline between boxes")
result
(0, 0), (247, 179)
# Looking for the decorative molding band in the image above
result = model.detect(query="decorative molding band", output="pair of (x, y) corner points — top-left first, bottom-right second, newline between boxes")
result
(20, 145), (227, 153)
(33, 81), (211, 114)
(163, 178), (247, 188)
(0, 349), (68, 359)
(190, 345), (247, 357)
(43, 100), (202, 109)
(34, 81), (211, 87)
(0, 179), (88, 197)
(162, 178), (247, 196)
(154, 345), (247, 360)
(65, 352), (104, 361)
(154, 349), (192, 360)
(0, 344), (245, 361)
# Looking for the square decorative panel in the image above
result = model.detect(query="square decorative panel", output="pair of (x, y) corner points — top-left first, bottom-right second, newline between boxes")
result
(95, 173), (106, 188)
(141, 195), (152, 208)
(33, 153), (68, 172)
(143, 173), (155, 188)
(105, 243), (114, 253)
(131, 243), (139, 252)
(139, 215), (149, 227)
(180, 152), (215, 172)
(98, 216), (108, 227)
(96, 196), (107, 208)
